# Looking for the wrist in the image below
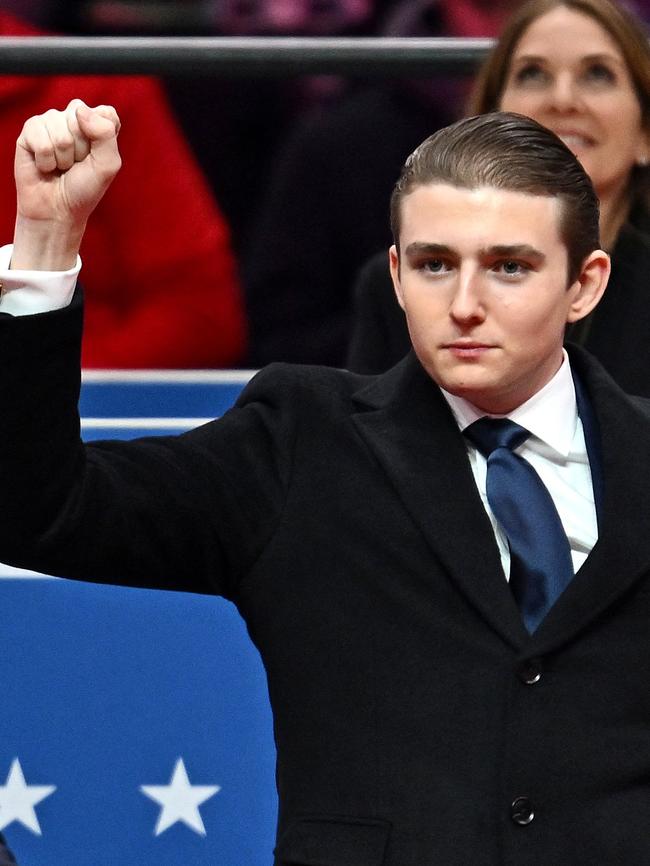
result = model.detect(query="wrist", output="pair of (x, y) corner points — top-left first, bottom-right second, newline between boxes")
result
(11, 214), (86, 271)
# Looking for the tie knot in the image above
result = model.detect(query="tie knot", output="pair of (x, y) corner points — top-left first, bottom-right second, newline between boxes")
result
(464, 417), (530, 457)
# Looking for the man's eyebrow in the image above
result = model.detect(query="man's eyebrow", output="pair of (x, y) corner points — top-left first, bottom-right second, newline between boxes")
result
(485, 244), (546, 262)
(403, 242), (455, 257)
(403, 242), (546, 261)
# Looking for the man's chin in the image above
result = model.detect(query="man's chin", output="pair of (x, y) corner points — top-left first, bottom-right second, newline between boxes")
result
(436, 370), (492, 399)
(437, 376), (502, 412)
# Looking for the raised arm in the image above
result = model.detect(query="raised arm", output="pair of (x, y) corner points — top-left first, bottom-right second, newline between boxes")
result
(0, 100), (290, 598)
(12, 99), (121, 271)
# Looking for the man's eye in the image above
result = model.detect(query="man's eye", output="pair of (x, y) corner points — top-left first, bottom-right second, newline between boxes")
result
(422, 259), (447, 273)
(496, 260), (526, 276)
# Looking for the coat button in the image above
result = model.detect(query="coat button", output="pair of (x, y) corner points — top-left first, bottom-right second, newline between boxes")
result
(518, 658), (542, 684)
(510, 797), (535, 825)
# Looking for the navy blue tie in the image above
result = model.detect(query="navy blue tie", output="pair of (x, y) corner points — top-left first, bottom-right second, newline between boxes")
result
(464, 418), (574, 633)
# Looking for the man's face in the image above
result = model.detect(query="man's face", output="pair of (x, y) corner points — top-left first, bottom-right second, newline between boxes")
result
(390, 183), (593, 414)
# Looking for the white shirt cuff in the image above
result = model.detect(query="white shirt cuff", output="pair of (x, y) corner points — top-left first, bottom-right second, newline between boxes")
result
(0, 243), (80, 316)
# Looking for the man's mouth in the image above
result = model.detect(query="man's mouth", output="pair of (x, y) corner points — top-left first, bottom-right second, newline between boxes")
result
(444, 341), (494, 358)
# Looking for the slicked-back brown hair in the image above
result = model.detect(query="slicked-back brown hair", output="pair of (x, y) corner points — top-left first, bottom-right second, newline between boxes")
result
(390, 112), (600, 283)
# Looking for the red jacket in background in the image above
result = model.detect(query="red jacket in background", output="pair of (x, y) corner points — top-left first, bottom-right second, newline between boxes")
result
(0, 11), (247, 368)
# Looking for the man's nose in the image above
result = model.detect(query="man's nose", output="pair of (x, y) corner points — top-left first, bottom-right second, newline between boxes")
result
(449, 272), (486, 324)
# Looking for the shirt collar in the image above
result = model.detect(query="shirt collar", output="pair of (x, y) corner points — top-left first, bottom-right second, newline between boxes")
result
(441, 349), (577, 457)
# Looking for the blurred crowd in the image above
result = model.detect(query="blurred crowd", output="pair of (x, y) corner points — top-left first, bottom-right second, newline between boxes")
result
(0, 0), (649, 374)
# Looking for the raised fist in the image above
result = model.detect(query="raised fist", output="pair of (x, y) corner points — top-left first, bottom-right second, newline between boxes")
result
(15, 98), (121, 225)
(12, 99), (121, 270)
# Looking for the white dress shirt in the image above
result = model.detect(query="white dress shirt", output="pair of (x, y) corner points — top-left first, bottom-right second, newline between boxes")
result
(441, 354), (598, 579)
(0, 244), (78, 316)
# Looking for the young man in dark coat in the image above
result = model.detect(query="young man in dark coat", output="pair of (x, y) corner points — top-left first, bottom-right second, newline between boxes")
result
(3, 100), (650, 865)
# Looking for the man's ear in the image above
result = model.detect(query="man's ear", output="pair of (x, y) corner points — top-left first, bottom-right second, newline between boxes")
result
(389, 245), (405, 311)
(566, 248), (611, 324)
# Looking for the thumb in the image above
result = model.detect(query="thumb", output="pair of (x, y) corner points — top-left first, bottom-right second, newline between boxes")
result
(75, 103), (122, 177)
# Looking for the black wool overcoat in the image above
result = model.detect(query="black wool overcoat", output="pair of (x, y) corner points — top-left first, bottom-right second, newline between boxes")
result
(1, 295), (650, 865)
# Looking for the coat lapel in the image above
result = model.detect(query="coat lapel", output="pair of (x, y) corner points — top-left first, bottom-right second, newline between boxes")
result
(352, 348), (650, 653)
(352, 354), (529, 649)
(532, 345), (650, 650)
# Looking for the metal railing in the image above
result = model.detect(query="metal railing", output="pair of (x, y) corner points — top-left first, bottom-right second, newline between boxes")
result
(0, 36), (494, 75)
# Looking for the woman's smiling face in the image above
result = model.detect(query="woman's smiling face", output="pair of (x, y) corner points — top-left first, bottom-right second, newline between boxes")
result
(499, 6), (649, 204)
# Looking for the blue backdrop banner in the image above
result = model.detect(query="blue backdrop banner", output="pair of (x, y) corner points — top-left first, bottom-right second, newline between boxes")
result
(0, 371), (279, 866)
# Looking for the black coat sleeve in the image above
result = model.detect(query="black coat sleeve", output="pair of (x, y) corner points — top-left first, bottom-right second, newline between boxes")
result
(0, 834), (17, 865)
(0, 291), (298, 601)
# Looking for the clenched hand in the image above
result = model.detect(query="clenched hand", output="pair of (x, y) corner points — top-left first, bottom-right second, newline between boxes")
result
(12, 99), (121, 270)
